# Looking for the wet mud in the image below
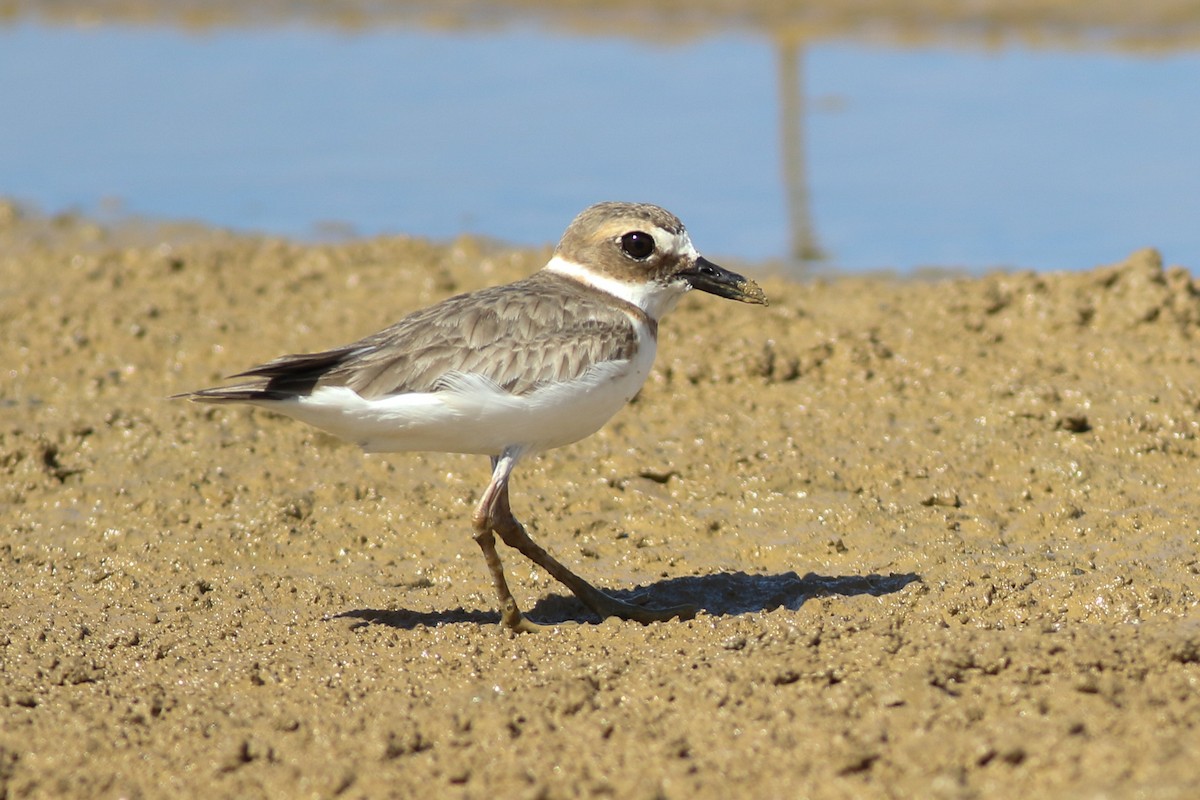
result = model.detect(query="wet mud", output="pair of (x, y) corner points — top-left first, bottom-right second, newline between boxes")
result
(2, 205), (1199, 798)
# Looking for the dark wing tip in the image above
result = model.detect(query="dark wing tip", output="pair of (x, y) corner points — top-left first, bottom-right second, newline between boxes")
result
(174, 346), (363, 404)
(172, 384), (288, 403)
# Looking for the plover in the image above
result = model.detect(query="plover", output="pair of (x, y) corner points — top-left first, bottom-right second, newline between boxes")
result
(178, 202), (767, 632)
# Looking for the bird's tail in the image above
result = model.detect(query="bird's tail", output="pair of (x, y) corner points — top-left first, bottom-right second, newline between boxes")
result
(173, 346), (360, 403)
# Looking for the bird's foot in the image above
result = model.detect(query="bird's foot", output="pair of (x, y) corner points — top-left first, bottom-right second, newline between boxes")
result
(499, 593), (695, 632)
(583, 591), (698, 625)
(499, 598), (553, 634)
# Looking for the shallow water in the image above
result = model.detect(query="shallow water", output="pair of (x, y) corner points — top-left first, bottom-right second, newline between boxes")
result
(2, 19), (1199, 272)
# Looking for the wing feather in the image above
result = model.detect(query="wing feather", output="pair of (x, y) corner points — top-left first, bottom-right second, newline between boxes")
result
(181, 271), (645, 404)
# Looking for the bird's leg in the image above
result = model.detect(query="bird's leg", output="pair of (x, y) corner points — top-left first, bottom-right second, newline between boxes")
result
(472, 454), (546, 633)
(489, 477), (697, 625)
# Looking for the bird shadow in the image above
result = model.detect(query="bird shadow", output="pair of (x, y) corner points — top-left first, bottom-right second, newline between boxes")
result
(333, 570), (921, 631)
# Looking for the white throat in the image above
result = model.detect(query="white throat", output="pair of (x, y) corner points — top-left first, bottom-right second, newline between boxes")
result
(544, 255), (689, 321)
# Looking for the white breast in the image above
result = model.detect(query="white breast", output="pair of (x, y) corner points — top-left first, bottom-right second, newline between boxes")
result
(253, 315), (658, 457)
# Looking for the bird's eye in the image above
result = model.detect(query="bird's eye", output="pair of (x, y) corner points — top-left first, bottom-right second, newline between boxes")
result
(619, 231), (656, 260)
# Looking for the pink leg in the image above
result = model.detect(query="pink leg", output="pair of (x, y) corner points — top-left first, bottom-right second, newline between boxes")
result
(474, 453), (696, 631)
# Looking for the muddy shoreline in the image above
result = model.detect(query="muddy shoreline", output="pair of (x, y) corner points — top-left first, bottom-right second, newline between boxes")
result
(10, 0), (1200, 53)
(2, 207), (1198, 798)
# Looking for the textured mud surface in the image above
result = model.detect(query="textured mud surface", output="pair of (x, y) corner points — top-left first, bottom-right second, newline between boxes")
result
(2, 206), (1199, 798)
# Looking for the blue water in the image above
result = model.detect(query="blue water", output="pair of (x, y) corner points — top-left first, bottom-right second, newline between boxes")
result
(1, 22), (1197, 272)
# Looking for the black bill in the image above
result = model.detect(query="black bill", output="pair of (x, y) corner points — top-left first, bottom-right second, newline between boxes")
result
(680, 256), (769, 305)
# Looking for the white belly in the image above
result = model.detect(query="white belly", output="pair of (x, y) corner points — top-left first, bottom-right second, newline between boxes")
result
(255, 334), (657, 457)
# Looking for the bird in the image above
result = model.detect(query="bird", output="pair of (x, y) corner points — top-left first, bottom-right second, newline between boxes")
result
(177, 201), (768, 632)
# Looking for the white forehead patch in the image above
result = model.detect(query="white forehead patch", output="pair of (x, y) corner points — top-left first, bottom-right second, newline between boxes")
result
(651, 228), (698, 262)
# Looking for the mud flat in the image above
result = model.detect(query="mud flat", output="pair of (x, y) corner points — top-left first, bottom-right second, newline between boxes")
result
(1, 205), (1198, 798)
(11, 0), (1200, 52)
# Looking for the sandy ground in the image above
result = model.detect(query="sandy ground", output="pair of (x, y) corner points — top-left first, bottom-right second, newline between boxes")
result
(2, 203), (1199, 799)
(11, 0), (1200, 53)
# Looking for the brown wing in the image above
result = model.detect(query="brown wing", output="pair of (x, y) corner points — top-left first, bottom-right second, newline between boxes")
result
(324, 274), (641, 398)
(181, 272), (642, 403)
